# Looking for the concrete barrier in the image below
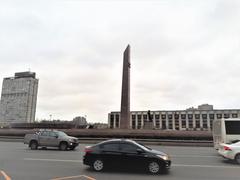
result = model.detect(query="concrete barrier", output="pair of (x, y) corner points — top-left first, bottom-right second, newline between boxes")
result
(0, 136), (213, 147)
(0, 129), (213, 140)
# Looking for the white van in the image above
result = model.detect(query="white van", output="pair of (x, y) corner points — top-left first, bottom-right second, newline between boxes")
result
(213, 118), (240, 149)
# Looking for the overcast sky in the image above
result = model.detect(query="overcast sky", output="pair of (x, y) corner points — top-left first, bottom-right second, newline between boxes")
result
(1, 0), (240, 123)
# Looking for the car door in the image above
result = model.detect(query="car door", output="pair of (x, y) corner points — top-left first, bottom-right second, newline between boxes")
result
(100, 143), (122, 168)
(38, 131), (50, 146)
(119, 142), (147, 170)
(48, 131), (59, 147)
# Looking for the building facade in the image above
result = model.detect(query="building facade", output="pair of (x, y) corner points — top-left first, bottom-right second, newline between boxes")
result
(108, 104), (240, 131)
(0, 72), (38, 124)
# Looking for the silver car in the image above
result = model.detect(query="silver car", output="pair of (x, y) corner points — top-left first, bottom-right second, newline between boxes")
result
(24, 129), (79, 150)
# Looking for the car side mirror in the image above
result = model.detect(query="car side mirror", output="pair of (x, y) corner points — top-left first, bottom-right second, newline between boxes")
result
(136, 148), (144, 154)
(55, 135), (58, 138)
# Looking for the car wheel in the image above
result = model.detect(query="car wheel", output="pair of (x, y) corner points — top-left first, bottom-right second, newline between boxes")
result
(93, 159), (104, 171)
(148, 161), (161, 174)
(235, 154), (240, 164)
(59, 142), (68, 151)
(30, 141), (38, 150)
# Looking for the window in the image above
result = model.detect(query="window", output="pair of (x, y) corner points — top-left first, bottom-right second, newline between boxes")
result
(137, 120), (141, 129)
(182, 120), (186, 128)
(137, 120), (141, 125)
(181, 114), (186, 119)
(224, 114), (230, 118)
(102, 143), (119, 151)
(137, 115), (142, 120)
(132, 120), (136, 129)
(143, 114), (148, 120)
(168, 120), (172, 129)
(225, 121), (240, 134)
(155, 114), (160, 120)
(232, 114), (238, 118)
(188, 119), (193, 128)
(120, 143), (137, 153)
(155, 120), (160, 128)
(161, 114), (166, 119)
(132, 114), (136, 120)
(203, 119), (208, 128)
(188, 114), (193, 119)
(49, 132), (57, 137)
(115, 119), (119, 128)
(174, 114), (179, 119)
(11, 86), (16, 91)
(162, 120), (166, 129)
(217, 114), (222, 119)
(210, 119), (213, 129)
(202, 114), (207, 119)
(175, 119), (179, 130)
(40, 131), (49, 136)
(110, 114), (114, 121)
(196, 120), (200, 128)
(209, 114), (215, 119)
(110, 119), (114, 128)
(115, 114), (119, 128)
(195, 114), (200, 119)
(168, 114), (173, 119)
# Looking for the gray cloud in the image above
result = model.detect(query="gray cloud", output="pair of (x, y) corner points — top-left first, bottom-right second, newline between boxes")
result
(1, 0), (240, 122)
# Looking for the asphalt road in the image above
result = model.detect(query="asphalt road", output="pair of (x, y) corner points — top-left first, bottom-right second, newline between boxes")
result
(0, 141), (239, 180)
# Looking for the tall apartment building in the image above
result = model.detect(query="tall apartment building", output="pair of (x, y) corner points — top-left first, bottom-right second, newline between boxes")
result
(0, 72), (38, 124)
(108, 104), (240, 131)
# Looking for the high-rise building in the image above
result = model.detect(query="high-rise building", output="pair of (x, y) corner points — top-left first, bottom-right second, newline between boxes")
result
(0, 71), (38, 124)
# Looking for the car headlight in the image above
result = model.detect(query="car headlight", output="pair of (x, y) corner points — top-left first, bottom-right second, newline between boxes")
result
(69, 139), (75, 142)
(157, 154), (170, 161)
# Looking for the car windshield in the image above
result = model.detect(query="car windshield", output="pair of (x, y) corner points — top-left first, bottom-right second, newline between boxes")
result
(57, 131), (68, 137)
(135, 142), (152, 151)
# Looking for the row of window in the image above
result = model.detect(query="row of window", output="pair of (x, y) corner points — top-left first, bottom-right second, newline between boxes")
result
(132, 113), (238, 120)
(1, 92), (28, 98)
(110, 118), (212, 130)
(110, 113), (239, 121)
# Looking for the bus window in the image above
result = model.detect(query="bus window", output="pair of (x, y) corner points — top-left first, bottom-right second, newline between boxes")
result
(225, 121), (240, 134)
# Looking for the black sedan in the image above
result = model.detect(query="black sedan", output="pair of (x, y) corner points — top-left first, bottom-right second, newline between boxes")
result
(83, 139), (171, 174)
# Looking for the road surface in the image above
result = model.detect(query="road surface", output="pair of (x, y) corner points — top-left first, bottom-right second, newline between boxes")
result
(0, 141), (239, 180)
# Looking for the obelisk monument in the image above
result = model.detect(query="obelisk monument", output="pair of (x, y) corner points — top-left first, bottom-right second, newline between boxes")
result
(120, 45), (131, 129)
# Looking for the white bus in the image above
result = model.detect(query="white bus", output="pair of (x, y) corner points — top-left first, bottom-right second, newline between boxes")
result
(213, 118), (240, 149)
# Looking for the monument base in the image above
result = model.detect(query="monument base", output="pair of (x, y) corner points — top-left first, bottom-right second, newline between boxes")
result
(143, 121), (154, 129)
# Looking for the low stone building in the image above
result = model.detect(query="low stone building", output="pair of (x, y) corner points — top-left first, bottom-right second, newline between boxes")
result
(108, 104), (240, 131)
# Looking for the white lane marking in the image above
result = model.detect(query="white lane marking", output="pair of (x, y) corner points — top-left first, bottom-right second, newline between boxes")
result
(51, 175), (96, 180)
(24, 158), (82, 163)
(172, 164), (240, 169)
(172, 155), (219, 158)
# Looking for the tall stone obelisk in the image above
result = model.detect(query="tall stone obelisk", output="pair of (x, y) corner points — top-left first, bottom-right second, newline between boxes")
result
(120, 45), (131, 129)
